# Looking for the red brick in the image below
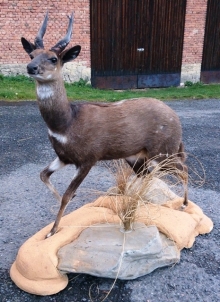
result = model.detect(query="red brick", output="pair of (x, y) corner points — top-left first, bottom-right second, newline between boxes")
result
(0, 0), (90, 66)
(0, 0), (208, 69)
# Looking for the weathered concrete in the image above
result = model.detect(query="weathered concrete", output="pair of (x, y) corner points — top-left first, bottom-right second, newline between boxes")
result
(0, 62), (91, 83)
(180, 63), (201, 84)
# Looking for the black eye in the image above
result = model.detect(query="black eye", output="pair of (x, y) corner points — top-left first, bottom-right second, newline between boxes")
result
(49, 57), (57, 64)
(29, 54), (34, 60)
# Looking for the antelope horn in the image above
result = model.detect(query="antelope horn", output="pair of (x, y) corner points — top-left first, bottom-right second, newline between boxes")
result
(34, 11), (48, 49)
(51, 13), (74, 54)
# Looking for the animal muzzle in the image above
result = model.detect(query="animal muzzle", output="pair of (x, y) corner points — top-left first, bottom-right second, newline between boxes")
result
(27, 63), (39, 75)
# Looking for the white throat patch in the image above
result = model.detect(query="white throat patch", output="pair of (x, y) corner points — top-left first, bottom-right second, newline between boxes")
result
(48, 129), (68, 144)
(37, 85), (54, 100)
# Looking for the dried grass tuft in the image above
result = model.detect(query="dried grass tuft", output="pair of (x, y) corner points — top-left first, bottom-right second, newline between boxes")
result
(105, 155), (189, 232)
(75, 152), (205, 234)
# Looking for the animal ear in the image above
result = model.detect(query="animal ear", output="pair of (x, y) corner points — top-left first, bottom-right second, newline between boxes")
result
(21, 37), (36, 54)
(60, 45), (81, 64)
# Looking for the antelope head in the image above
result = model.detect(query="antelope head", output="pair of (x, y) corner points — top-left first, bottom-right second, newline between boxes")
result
(21, 12), (81, 82)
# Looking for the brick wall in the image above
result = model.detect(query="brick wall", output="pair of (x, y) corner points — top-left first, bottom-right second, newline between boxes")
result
(181, 0), (208, 83)
(0, 0), (90, 65)
(0, 0), (90, 81)
(0, 0), (210, 84)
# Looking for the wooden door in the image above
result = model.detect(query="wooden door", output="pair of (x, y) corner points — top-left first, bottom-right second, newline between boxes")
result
(90, 0), (186, 89)
(201, 0), (220, 83)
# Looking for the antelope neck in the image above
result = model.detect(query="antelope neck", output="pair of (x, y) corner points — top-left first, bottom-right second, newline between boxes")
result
(36, 80), (72, 132)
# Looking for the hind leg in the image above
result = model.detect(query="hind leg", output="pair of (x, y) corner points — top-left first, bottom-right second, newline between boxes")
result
(159, 154), (188, 208)
(176, 162), (188, 208)
(152, 151), (188, 208)
(126, 150), (188, 208)
(125, 158), (148, 176)
(125, 150), (152, 176)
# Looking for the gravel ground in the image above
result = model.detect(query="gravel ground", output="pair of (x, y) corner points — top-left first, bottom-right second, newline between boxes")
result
(0, 99), (219, 302)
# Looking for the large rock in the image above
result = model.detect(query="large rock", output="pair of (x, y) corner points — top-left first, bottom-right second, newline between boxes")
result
(58, 222), (180, 280)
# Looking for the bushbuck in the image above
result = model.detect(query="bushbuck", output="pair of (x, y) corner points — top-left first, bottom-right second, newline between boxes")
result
(21, 12), (188, 237)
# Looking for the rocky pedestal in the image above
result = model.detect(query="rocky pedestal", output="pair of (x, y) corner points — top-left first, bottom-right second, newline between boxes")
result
(10, 179), (213, 295)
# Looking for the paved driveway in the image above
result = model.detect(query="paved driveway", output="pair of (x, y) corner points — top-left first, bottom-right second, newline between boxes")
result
(0, 99), (219, 302)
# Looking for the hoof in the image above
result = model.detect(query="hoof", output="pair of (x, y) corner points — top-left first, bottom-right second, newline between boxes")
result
(179, 204), (187, 211)
(45, 232), (52, 239)
(45, 229), (56, 239)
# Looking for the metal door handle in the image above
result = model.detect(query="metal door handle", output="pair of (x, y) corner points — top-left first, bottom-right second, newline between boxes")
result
(137, 48), (144, 51)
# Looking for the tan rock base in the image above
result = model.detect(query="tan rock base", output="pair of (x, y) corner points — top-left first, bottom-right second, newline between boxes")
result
(10, 196), (213, 296)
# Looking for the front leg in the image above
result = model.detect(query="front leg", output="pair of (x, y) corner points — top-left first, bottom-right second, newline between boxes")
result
(40, 157), (66, 202)
(46, 164), (93, 238)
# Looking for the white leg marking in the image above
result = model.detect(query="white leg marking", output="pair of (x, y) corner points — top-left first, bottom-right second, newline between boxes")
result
(126, 155), (139, 162)
(49, 157), (66, 173)
(48, 129), (68, 144)
(150, 160), (159, 167)
(45, 158), (66, 202)
(73, 168), (79, 179)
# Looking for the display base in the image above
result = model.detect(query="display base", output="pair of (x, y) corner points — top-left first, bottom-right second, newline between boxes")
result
(10, 180), (213, 295)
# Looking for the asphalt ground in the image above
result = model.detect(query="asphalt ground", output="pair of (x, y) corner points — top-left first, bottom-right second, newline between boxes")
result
(0, 99), (219, 302)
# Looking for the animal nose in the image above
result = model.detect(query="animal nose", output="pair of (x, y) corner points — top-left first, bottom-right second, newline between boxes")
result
(27, 64), (38, 75)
